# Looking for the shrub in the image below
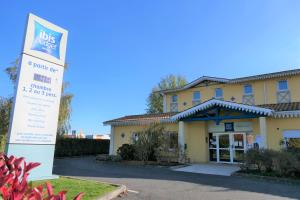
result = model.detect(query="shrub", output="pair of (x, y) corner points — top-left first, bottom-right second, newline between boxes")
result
(133, 124), (167, 162)
(96, 154), (122, 162)
(242, 148), (300, 178)
(55, 138), (110, 157)
(117, 144), (135, 160)
(272, 151), (300, 177)
(0, 153), (84, 200)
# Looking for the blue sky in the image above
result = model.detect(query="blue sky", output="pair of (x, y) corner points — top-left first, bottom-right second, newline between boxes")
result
(1, 1), (300, 134)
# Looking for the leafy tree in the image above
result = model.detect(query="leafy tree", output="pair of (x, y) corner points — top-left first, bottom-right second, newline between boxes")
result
(2, 58), (73, 136)
(146, 75), (187, 113)
(0, 97), (12, 151)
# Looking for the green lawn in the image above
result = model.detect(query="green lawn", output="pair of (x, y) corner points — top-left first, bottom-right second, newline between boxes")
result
(32, 177), (117, 200)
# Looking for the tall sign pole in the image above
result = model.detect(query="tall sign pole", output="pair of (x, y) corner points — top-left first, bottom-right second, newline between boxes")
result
(6, 13), (68, 180)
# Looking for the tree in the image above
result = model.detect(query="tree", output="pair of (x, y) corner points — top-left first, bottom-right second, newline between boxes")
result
(146, 75), (187, 113)
(0, 97), (12, 151)
(2, 58), (73, 136)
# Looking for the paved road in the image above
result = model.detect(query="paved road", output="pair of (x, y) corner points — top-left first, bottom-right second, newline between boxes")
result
(54, 157), (300, 200)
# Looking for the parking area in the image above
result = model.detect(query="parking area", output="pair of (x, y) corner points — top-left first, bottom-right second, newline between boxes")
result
(54, 157), (300, 200)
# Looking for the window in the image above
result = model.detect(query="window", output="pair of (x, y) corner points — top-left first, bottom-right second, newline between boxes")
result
(243, 84), (254, 105)
(193, 91), (201, 101)
(277, 80), (290, 103)
(192, 91), (201, 105)
(171, 95), (178, 103)
(283, 130), (300, 151)
(168, 132), (178, 150)
(244, 84), (253, 95)
(215, 88), (223, 98)
(278, 80), (288, 91)
(132, 132), (138, 142)
(170, 95), (178, 112)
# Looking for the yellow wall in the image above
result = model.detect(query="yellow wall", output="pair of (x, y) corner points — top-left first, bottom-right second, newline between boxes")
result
(185, 121), (208, 163)
(111, 117), (300, 162)
(266, 118), (300, 150)
(112, 123), (178, 154)
(165, 75), (300, 112)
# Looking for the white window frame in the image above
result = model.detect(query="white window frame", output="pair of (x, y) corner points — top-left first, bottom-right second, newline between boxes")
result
(167, 131), (178, 151)
(215, 88), (223, 99)
(277, 80), (289, 92)
(244, 84), (253, 95)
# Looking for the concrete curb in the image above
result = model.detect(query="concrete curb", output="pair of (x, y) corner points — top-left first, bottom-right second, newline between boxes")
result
(97, 184), (127, 200)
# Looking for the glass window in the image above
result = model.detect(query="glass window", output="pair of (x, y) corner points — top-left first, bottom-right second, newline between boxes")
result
(215, 88), (223, 98)
(278, 80), (288, 91)
(171, 95), (178, 103)
(283, 130), (300, 151)
(286, 138), (300, 150)
(132, 132), (138, 142)
(169, 132), (178, 150)
(193, 91), (201, 101)
(244, 84), (252, 95)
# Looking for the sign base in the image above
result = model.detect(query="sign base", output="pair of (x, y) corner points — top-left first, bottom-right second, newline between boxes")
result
(5, 144), (58, 181)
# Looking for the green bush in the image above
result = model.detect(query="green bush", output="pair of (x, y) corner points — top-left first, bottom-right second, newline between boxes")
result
(55, 138), (110, 157)
(272, 151), (300, 177)
(133, 124), (166, 162)
(117, 144), (135, 160)
(242, 148), (300, 178)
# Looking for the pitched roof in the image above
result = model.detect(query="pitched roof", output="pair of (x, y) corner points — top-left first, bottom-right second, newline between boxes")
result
(104, 101), (300, 126)
(162, 69), (300, 94)
(103, 112), (177, 126)
(230, 69), (300, 83)
(170, 99), (273, 121)
(257, 102), (300, 112)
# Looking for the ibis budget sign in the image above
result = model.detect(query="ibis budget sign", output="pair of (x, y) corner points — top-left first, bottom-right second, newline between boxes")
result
(23, 14), (68, 65)
(7, 14), (68, 145)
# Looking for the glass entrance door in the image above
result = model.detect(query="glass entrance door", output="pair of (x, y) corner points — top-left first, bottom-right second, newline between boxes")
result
(232, 133), (246, 162)
(209, 132), (246, 163)
(218, 134), (231, 162)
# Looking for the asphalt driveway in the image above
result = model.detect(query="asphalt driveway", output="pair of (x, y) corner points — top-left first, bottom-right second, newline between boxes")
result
(53, 157), (300, 200)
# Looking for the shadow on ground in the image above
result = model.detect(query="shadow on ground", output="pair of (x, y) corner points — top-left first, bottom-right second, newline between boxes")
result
(53, 156), (300, 200)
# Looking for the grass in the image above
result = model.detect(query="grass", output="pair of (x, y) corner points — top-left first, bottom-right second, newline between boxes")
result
(32, 177), (117, 200)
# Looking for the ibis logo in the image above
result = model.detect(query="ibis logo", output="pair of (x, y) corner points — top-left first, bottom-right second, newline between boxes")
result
(31, 21), (62, 59)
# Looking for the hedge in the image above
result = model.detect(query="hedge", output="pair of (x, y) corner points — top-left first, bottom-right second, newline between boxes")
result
(241, 149), (300, 178)
(55, 138), (110, 157)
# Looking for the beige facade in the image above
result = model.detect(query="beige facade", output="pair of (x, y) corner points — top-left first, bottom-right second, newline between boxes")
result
(105, 69), (300, 163)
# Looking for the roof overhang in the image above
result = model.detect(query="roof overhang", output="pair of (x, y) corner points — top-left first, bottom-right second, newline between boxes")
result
(273, 110), (300, 118)
(160, 76), (229, 94)
(170, 99), (273, 121)
(159, 69), (300, 94)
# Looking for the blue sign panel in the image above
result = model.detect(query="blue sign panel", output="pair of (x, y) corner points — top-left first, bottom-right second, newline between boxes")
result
(31, 21), (62, 59)
(224, 122), (234, 132)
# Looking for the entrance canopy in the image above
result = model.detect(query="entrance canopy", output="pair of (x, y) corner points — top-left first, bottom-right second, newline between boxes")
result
(170, 99), (273, 123)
